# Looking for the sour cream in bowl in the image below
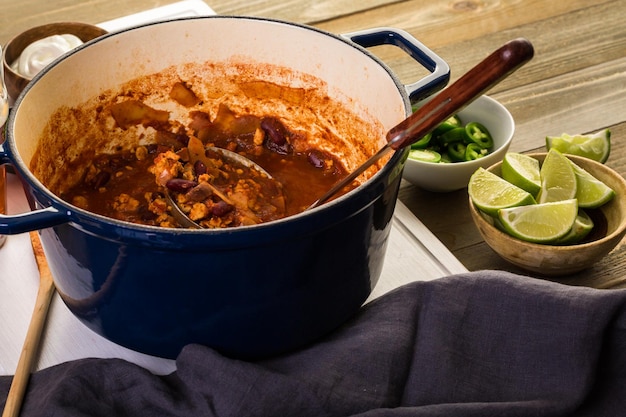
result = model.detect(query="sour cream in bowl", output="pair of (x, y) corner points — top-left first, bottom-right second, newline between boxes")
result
(2, 22), (107, 102)
(11, 34), (84, 80)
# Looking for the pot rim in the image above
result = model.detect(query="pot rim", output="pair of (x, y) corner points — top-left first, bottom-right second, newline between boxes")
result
(3, 16), (434, 243)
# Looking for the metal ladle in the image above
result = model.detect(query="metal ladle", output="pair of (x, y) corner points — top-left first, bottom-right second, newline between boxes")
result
(166, 146), (277, 229)
(309, 37), (534, 208)
(169, 38), (534, 226)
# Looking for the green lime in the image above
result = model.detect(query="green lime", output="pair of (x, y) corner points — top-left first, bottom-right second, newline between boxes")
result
(554, 209), (594, 245)
(546, 129), (610, 163)
(469, 167), (536, 217)
(501, 153), (541, 196)
(537, 149), (577, 203)
(498, 199), (578, 243)
(570, 160), (615, 208)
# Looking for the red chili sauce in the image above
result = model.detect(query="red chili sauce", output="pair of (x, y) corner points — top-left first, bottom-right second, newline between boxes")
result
(61, 98), (350, 229)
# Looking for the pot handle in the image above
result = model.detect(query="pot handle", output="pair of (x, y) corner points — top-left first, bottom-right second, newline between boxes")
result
(0, 205), (69, 235)
(0, 147), (70, 235)
(342, 27), (450, 102)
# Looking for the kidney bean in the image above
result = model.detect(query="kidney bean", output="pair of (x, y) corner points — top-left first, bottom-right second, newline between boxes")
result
(194, 160), (207, 176)
(261, 117), (292, 155)
(166, 178), (198, 193)
(212, 200), (234, 217)
(307, 150), (327, 169)
(89, 171), (111, 190)
(260, 118), (286, 145)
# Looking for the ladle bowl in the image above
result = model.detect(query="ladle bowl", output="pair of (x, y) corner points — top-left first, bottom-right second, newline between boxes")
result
(166, 146), (281, 229)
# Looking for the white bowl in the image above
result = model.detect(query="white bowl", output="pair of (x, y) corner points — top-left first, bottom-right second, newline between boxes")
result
(402, 95), (514, 192)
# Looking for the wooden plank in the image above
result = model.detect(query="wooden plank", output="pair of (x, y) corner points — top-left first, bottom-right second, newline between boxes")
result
(331, 0), (625, 97)
(0, 0), (398, 44)
(209, 0), (399, 24)
(287, 1), (626, 159)
(434, 0), (626, 91)
(0, 0), (178, 44)
(455, 238), (626, 290)
(3, 0), (613, 46)
(315, 0), (613, 48)
(494, 57), (626, 154)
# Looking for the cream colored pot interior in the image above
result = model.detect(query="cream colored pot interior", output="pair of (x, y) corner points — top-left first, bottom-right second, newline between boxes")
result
(12, 18), (408, 195)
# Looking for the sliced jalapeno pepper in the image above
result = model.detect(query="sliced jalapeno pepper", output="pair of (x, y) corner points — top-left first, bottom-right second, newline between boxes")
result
(410, 132), (432, 149)
(448, 115), (462, 126)
(439, 152), (452, 163)
(464, 122), (493, 149)
(432, 115), (463, 137)
(407, 112), (494, 164)
(408, 149), (441, 163)
(464, 143), (485, 161)
(438, 127), (469, 145)
(448, 142), (467, 162)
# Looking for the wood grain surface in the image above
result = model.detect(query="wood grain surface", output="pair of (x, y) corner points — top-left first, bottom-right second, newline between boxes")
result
(1, 0), (625, 288)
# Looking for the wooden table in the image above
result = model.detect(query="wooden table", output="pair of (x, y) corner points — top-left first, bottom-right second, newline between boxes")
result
(2, 0), (625, 289)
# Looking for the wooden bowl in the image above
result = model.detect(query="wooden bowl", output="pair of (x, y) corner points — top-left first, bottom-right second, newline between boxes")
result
(2, 22), (107, 102)
(469, 153), (626, 276)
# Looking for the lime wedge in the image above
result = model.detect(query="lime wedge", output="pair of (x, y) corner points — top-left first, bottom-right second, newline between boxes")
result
(501, 153), (541, 197)
(469, 167), (536, 217)
(546, 129), (611, 163)
(570, 160), (615, 208)
(537, 149), (577, 203)
(498, 199), (578, 243)
(555, 209), (594, 245)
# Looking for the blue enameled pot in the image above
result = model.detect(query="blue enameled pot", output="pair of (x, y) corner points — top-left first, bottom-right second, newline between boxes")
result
(0, 17), (448, 359)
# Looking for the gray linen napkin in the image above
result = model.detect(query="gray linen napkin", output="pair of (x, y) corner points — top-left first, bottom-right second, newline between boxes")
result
(1, 270), (625, 416)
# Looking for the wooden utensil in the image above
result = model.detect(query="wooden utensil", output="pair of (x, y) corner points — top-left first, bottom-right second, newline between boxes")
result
(2, 232), (56, 417)
(0, 166), (6, 248)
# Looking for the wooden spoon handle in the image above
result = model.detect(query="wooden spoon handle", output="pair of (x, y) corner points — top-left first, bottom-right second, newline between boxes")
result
(387, 38), (534, 149)
(2, 232), (56, 417)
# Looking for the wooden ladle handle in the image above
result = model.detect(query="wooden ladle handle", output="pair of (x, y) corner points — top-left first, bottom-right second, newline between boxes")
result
(2, 232), (55, 417)
(387, 38), (534, 149)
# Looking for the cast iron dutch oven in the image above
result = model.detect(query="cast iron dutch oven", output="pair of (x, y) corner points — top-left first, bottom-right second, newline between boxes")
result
(0, 16), (449, 359)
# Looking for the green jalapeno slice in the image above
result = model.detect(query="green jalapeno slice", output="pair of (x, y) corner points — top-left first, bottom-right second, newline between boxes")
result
(408, 149), (442, 163)
(407, 108), (494, 164)
(464, 122), (493, 149)
(464, 143), (486, 161)
(410, 132), (432, 149)
(438, 127), (469, 145)
(432, 115), (463, 137)
(448, 142), (467, 162)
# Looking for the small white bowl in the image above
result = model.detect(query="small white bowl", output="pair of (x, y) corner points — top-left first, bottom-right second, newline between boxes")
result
(402, 95), (514, 192)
